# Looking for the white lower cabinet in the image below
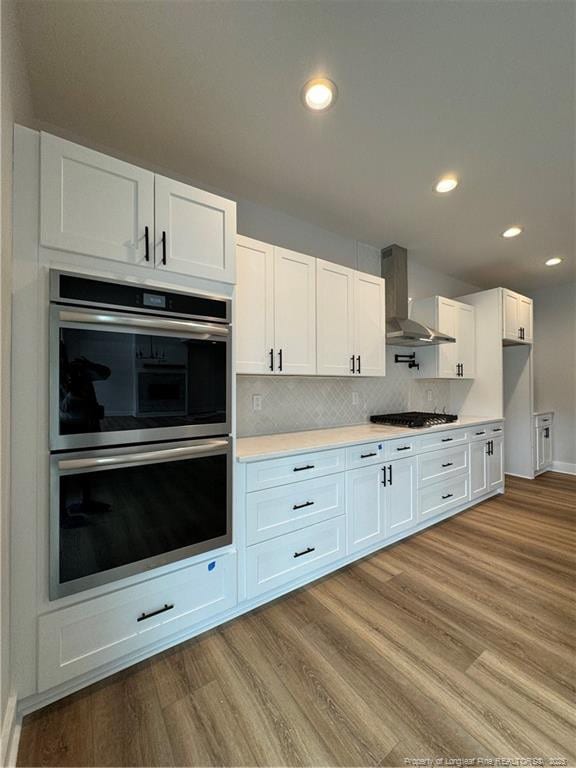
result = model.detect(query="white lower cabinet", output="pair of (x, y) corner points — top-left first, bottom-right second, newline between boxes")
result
(418, 474), (469, 522)
(470, 435), (504, 499)
(384, 457), (418, 537)
(37, 552), (237, 691)
(245, 517), (346, 599)
(488, 436), (504, 490)
(534, 413), (553, 475)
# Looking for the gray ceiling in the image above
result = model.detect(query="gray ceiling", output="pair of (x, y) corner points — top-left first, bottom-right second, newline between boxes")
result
(17, 0), (576, 291)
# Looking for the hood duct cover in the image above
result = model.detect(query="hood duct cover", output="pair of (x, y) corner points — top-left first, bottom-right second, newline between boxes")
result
(381, 244), (456, 347)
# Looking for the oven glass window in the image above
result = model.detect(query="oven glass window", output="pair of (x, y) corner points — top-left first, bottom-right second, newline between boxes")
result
(59, 454), (228, 586)
(58, 328), (226, 435)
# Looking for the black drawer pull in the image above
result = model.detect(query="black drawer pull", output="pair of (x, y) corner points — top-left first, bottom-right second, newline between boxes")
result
(475, 431), (486, 436)
(294, 546), (315, 559)
(293, 464), (314, 472)
(293, 501), (314, 510)
(442, 462), (454, 468)
(137, 603), (174, 622)
(492, 428), (502, 432)
(360, 452), (377, 459)
(441, 493), (454, 500)
(396, 446), (411, 452)
(441, 438), (453, 442)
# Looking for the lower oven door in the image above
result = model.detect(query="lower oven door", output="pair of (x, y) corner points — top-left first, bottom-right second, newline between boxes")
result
(50, 438), (232, 599)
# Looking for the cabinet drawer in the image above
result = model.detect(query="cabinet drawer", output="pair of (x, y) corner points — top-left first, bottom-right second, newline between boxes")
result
(418, 445), (468, 487)
(470, 426), (490, 441)
(535, 414), (553, 428)
(246, 474), (345, 545)
(418, 475), (469, 522)
(246, 517), (346, 599)
(384, 436), (420, 459)
(418, 428), (468, 453)
(38, 553), (237, 691)
(246, 448), (346, 491)
(346, 441), (386, 469)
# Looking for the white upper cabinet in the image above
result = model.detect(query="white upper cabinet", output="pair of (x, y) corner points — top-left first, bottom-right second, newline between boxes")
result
(316, 260), (355, 376)
(41, 133), (154, 266)
(353, 272), (386, 377)
(236, 236), (274, 374)
(316, 260), (386, 377)
(410, 296), (476, 379)
(274, 247), (317, 375)
(502, 288), (533, 344)
(236, 240), (316, 375)
(40, 133), (236, 283)
(154, 175), (236, 283)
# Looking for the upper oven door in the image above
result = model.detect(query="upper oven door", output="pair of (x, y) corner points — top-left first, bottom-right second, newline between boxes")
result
(51, 306), (231, 450)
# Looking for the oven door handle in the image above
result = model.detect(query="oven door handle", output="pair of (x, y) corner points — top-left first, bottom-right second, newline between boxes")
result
(58, 309), (229, 337)
(57, 440), (230, 471)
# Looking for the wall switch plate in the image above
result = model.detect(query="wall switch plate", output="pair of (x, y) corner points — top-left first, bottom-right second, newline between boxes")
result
(426, 389), (433, 402)
(352, 391), (360, 406)
(252, 394), (262, 411)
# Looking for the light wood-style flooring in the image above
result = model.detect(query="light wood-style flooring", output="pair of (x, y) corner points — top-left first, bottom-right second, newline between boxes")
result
(17, 473), (576, 766)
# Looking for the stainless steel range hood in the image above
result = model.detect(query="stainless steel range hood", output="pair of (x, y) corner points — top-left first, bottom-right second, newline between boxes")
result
(381, 244), (456, 347)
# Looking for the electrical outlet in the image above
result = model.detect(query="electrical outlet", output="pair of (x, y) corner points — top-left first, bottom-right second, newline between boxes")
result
(352, 391), (360, 406)
(427, 389), (433, 402)
(252, 394), (262, 411)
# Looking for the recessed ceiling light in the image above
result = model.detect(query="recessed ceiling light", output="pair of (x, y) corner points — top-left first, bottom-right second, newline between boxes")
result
(302, 78), (337, 111)
(502, 226), (523, 238)
(435, 176), (459, 193)
(545, 257), (563, 266)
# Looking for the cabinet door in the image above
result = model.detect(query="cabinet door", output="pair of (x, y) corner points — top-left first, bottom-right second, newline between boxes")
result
(155, 175), (236, 283)
(437, 298), (458, 377)
(346, 464), (386, 554)
(40, 133), (154, 265)
(518, 297), (533, 343)
(236, 237), (274, 374)
(384, 457), (417, 537)
(470, 440), (489, 499)
(274, 248), (316, 375)
(316, 260), (355, 376)
(353, 272), (386, 377)
(457, 303), (476, 378)
(488, 437), (504, 490)
(503, 290), (519, 340)
(542, 426), (553, 467)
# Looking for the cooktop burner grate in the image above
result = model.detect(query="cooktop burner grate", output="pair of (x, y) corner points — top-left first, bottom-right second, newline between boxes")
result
(370, 411), (459, 429)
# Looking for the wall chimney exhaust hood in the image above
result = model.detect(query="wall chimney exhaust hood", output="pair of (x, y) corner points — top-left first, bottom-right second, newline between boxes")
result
(381, 244), (456, 347)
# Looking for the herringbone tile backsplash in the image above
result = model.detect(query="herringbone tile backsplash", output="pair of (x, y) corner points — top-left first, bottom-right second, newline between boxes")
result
(237, 349), (451, 436)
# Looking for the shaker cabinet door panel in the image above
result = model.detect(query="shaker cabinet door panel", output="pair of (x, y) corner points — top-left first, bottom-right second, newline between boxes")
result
(470, 440), (489, 499)
(353, 272), (386, 377)
(316, 260), (355, 376)
(385, 457), (417, 537)
(236, 237), (275, 374)
(41, 133), (154, 266)
(155, 175), (236, 283)
(457, 304), (476, 378)
(346, 464), (386, 554)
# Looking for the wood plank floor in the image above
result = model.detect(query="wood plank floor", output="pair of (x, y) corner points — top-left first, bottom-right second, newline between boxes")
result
(18, 473), (576, 767)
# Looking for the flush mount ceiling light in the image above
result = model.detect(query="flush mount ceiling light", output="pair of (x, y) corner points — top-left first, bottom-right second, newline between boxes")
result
(434, 176), (459, 193)
(545, 257), (563, 266)
(302, 78), (337, 111)
(502, 226), (523, 238)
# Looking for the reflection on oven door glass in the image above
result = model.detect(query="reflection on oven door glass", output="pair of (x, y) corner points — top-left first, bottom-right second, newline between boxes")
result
(59, 328), (226, 435)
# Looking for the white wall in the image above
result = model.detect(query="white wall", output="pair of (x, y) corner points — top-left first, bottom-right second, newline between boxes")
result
(531, 281), (576, 470)
(0, 0), (33, 752)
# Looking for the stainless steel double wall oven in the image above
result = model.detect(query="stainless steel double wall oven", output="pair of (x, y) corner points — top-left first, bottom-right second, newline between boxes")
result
(50, 271), (232, 598)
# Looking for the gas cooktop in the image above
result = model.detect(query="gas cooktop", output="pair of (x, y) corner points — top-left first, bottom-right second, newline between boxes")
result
(370, 411), (459, 429)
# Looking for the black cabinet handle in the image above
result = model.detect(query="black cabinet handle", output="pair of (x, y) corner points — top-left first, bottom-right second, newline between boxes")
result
(492, 428), (502, 432)
(144, 225), (150, 261)
(544, 427), (550, 439)
(294, 546), (315, 559)
(161, 231), (167, 265)
(293, 464), (314, 472)
(381, 465), (387, 486)
(475, 431), (486, 436)
(461, 363), (464, 377)
(357, 355), (361, 375)
(486, 440), (493, 456)
(293, 501), (315, 510)
(442, 493), (453, 500)
(269, 348), (274, 371)
(396, 446), (411, 452)
(360, 452), (377, 459)
(350, 355), (356, 374)
(137, 603), (174, 622)
(388, 464), (393, 485)
(441, 438), (453, 443)
(278, 348), (283, 372)
(442, 462), (454, 468)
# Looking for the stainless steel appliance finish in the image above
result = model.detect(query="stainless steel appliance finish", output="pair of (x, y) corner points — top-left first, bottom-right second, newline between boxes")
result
(381, 244), (456, 347)
(370, 411), (459, 428)
(51, 437), (233, 599)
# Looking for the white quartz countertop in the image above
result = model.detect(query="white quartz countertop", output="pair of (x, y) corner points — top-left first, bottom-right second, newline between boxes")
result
(533, 410), (554, 416)
(236, 416), (504, 462)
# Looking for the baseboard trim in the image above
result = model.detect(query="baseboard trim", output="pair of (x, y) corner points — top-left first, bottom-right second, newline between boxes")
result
(1, 691), (21, 768)
(551, 461), (576, 475)
(506, 472), (535, 480)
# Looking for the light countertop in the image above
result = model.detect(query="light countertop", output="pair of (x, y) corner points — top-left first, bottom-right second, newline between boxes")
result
(236, 416), (504, 462)
(533, 410), (554, 417)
